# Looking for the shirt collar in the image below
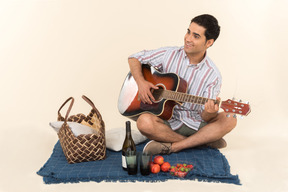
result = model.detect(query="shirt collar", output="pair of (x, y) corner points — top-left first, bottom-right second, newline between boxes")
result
(181, 47), (207, 68)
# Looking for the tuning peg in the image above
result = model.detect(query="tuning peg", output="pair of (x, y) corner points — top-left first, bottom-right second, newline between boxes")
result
(245, 101), (249, 104)
(232, 97), (236, 101)
(239, 115), (244, 119)
(226, 113), (230, 117)
(238, 99), (242, 102)
(233, 114), (237, 118)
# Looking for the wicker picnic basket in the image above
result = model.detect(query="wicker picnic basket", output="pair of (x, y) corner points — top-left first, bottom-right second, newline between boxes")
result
(57, 95), (106, 164)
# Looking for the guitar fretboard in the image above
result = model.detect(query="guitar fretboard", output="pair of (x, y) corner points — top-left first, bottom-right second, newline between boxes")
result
(153, 89), (216, 105)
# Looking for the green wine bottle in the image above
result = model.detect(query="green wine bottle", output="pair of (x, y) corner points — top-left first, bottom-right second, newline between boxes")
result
(122, 121), (136, 170)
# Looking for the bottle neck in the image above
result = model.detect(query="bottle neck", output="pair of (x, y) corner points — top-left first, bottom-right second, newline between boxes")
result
(126, 126), (132, 137)
(125, 121), (132, 138)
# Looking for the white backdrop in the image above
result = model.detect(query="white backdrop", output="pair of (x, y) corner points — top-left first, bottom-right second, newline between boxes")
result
(1, 0), (287, 192)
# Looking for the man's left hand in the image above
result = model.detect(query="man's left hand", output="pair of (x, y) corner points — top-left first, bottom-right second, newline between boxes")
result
(204, 97), (220, 114)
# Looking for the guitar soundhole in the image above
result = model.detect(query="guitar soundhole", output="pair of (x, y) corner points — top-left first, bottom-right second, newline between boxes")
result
(152, 85), (165, 103)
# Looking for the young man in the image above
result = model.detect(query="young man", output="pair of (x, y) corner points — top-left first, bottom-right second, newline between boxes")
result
(128, 14), (237, 155)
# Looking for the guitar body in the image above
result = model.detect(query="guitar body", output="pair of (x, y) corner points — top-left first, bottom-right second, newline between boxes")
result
(118, 64), (188, 120)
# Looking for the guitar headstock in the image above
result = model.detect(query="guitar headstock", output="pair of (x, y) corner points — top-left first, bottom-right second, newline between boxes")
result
(220, 99), (251, 117)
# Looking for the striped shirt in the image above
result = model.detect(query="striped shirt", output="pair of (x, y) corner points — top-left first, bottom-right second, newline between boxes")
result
(129, 46), (222, 131)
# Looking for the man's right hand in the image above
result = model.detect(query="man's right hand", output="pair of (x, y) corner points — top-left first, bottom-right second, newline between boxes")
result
(128, 58), (159, 104)
(137, 80), (159, 104)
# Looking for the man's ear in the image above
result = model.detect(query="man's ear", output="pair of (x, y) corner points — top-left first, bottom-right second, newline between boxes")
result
(206, 39), (214, 48)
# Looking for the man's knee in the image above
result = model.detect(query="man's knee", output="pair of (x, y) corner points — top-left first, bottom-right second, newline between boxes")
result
(136, 113), (156, 134)
(218, 112), (237, 133)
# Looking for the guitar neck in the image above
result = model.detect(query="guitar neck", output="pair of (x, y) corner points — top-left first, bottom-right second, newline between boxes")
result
(153, 89), (250, 116)
(160, 89), (215, 105)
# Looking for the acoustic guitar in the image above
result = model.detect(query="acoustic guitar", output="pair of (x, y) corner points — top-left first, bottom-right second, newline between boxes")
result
(118, 64), (251, 121)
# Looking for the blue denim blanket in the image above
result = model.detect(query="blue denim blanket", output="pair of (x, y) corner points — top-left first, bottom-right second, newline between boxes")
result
(37, 141), (240, 185)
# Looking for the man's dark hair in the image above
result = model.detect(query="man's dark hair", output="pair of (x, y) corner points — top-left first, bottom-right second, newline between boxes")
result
(191, 14), (220, 41)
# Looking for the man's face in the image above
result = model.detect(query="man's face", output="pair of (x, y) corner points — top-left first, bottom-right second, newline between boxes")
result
(184, 22), (213, 56)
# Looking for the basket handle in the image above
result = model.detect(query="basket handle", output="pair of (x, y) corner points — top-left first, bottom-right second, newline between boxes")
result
(82, 95), (98, 112)
(57, 97), (74, 122)
(82, 95), (104, 121)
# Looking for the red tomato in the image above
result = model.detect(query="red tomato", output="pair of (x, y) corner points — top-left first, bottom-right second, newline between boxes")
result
(153, 156), (164, 165)
(150, 163), (160, 174)
(161, 162), (171, 172)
